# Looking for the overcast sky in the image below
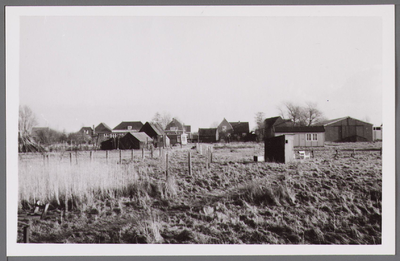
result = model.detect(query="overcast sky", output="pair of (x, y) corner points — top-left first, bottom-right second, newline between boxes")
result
(19, 15), (383, 133)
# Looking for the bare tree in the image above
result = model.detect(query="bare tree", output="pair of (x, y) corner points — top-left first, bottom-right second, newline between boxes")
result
(19, 105), (38, 136)
(254, 112), (265, 131)
(152, 112), (172, 129)
(303, 102), (323, 126)
(281, 102), (303, 126)
(279, 102), (325, 126)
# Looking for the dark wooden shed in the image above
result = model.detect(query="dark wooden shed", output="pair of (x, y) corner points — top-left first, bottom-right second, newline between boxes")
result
(322, 116), (373, 142)
(199, 128), (219, 143)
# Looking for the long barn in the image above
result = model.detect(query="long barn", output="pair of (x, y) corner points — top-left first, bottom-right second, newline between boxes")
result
(322, 116), (373, 142)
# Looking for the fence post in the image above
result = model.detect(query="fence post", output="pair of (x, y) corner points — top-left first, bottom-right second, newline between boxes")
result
(70, 153), (72, 165)
(210, 150), (213, 163)
(188, 151), (192, 176)
(23, 221), (30, 243)
(166, 153), (169, 178)
(106, 150), (109, 162)
(151, 146), (154, 159)
(142, 147), (145, 160)
(131, 149), (134, 160)
(90, 151), (93, 162)
(75, 151), (78, 164)
(119, 150), (122, 164)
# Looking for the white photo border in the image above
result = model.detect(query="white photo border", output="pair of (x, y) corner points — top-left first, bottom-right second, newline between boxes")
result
(6, 5), (395, 256)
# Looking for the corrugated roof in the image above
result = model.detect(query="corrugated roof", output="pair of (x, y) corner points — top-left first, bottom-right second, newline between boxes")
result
(113, 121), (144, 131)
(275, 126), (325, 133)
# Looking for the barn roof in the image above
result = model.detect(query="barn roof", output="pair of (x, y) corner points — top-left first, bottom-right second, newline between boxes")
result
(95, 123), (112, 133)
(130, 132), (153, 142)
(141, 122), (165, 136)
(275, 126), (325, 133)
(320, 116), (373, 127)
(199, 128), (218, 136)
(113, 121), (144, 131)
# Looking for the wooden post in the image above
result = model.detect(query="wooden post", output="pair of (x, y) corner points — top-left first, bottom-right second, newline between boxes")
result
(131, 149), (134, 160)
(142, 147), (145, 160)
(70, 153), (72, 165)
(210, 151), (213, 163)
(106, 150), (109, 162)
(23, 223), (30, 243)
(188, 151), (192, 176)
(166, 153), (169, 178)
(199, 144), (202, 155)
(119, 150), (122, 164)
(75, 151), (78, 164)
(90, 151), (93, 162)
(151, 146), (154, 159)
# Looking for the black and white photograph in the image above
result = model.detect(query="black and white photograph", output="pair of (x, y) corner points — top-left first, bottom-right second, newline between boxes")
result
(6, 5), (395, 256)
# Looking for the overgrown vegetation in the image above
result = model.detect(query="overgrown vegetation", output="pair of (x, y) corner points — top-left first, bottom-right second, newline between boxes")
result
(18, 142), (382, 244)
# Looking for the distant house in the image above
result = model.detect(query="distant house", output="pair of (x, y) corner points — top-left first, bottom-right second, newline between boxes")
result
(275, 126), (325, 147)
(229, 121), (250, 141)
(79, 127), (94, 136)
(140, 122), (170, 148)
(113, 121), (144, 132)
(165, 118), (188, 145)
(95, 123), (112, 140)
(217, 118), (233, 141)
(320, 116), (373, 142)
(199, 128), (219, 143)
(100, 132), (153, 150)
(373, 126), (382, 141)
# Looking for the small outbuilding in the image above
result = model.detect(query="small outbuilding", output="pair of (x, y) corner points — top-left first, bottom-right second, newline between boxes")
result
(275, 126), (325, 147)
(321, 116), (373, 142)
(198, 128), (219, 143)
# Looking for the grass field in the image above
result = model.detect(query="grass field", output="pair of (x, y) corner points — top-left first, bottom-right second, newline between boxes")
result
(17, 142), (382, 244)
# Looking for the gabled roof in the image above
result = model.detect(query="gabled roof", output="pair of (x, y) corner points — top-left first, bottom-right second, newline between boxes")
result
(141, 122), (165, 136)
(95, 123), (112, 133)
(320, 116), (373, 127)
(79, 127), (93, 132)
(199, 128), (218, 136)
(264, 116), (293, 129)
(275, 126), (325, 133)
(113, 121), (144, 131)
(165, 118), (184, 131)
(218, 118), (233, 130)
(130, 132), (153, 142)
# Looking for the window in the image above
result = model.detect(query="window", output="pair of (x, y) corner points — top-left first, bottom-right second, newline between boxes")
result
(222, 126), (227, 132)
(306, 134), (312, 141)
(127, 126), (132, 130)
(313, 134), (318, 141)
